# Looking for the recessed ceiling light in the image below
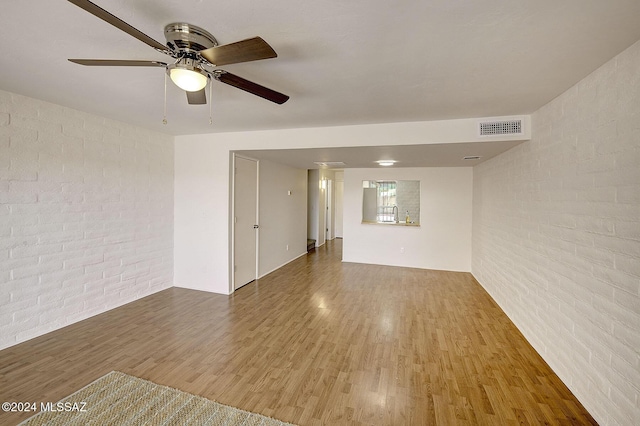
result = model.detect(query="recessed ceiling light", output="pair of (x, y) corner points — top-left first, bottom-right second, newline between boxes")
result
(463, 156), (482, 160)
(376, 160), (396, 166)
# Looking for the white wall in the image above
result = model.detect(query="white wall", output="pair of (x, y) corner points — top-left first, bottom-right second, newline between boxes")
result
(307, 169), (319, 243)
(174, 117), (525, 293)
(342, 167), (473, 272)
(334, 170), (344, 238)
(174, 137), (229, 293)
(472, 40), (640, 426)
(258, 159), (307, 277)
(317, 176), (327, 247)
(316, 169), (336, 247)
(0, 90), (174, 350)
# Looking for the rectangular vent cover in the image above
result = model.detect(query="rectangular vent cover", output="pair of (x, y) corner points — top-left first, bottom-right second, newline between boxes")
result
(314, 161), (346, 167)
(479, 120), (523, 136)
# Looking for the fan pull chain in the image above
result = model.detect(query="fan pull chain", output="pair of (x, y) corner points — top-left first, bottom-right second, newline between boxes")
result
(162, 72), (168, 125)
(209, 77), (213, 125)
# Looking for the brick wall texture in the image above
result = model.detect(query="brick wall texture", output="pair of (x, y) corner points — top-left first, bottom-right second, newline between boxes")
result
(0, 90), (174, 350)
(472, 40), (640, 425)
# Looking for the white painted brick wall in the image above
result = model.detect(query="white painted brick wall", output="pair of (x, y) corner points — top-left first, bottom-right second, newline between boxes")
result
(0, 90), (174, 350)
(472, 40), (640, 426)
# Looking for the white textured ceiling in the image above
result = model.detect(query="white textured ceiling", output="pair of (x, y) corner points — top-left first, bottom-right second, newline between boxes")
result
(1, 0), (639, 137)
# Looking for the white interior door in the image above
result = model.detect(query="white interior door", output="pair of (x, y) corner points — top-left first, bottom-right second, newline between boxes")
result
(326, 180), (333, 240)
(234, 156), (258, 290)
(335, 181), (344, 238)
(317, 180), (326, 247)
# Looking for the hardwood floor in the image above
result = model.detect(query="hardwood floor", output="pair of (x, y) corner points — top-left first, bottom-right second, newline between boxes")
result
(0, 240), (596, 425)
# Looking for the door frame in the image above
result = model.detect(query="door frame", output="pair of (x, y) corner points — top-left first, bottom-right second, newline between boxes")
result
(231, 153), (259, 293)
(335, 179), (344, 238)
(325, 179), (333, 241)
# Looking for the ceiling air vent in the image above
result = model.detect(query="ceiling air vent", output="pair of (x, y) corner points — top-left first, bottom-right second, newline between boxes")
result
(314, 161), (346, 167)
(479, 119), (523, 136)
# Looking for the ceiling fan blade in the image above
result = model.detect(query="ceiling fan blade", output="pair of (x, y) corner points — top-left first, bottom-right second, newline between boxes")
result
(214, 71), (289, 104)
(67, 0), (169, 53)
(200, 37), (277, 66)
(69, 59), (167, 67)
(186, 89), (207, 105)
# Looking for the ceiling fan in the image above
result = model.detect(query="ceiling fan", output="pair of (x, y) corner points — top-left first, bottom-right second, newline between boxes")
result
(66, 0), (289, 106)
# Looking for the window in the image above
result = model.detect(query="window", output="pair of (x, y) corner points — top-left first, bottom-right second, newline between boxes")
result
(362, 180), (420, 225)
(374, 181), (397, 222)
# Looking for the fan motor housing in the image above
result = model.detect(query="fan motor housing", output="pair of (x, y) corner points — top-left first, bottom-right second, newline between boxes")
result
(164, 23), (218, 52)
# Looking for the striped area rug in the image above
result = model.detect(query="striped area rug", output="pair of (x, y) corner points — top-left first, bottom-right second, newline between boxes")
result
(21, 371), (295, 425)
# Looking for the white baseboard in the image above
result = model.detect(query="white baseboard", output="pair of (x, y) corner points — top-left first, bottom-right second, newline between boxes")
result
(258, 252), (307, 279)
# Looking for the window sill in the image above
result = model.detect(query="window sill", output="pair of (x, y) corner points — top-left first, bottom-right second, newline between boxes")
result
(361, 220), (420, 227)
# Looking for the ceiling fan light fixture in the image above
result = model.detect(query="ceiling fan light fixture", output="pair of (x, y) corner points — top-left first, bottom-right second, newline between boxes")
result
(167, 62), (208, 92)
(66, 1), (288, 105)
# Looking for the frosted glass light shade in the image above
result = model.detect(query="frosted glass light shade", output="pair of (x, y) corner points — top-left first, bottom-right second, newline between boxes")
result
(169, 68), (208, 92)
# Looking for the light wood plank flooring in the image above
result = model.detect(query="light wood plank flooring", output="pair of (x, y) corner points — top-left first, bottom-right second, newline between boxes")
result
(0, 240), (596, 425)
